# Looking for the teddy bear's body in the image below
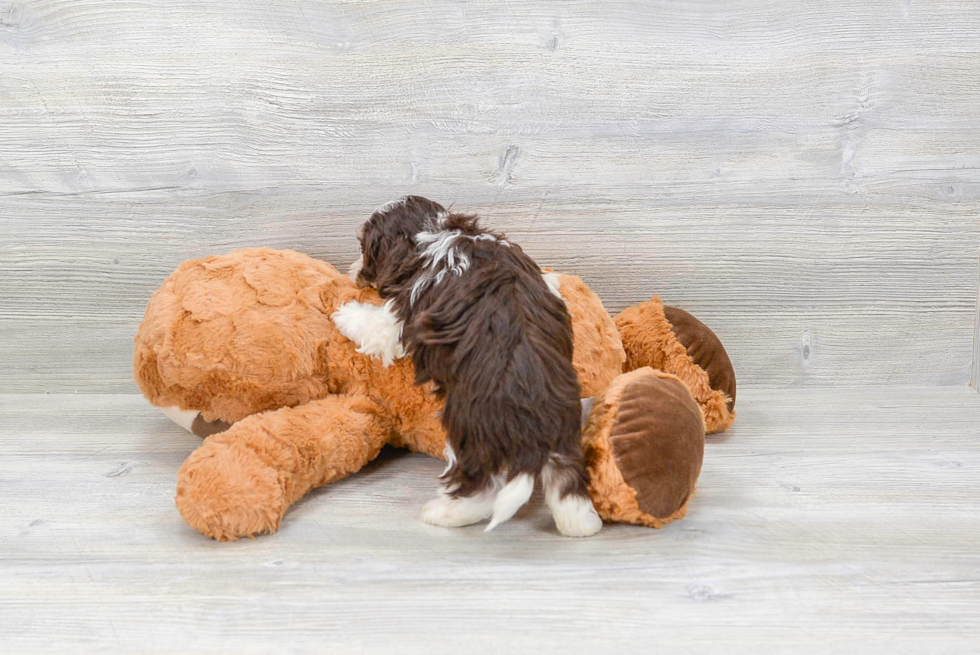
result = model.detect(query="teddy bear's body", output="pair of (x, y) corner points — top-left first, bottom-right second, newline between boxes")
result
(134, 248), (735, 541)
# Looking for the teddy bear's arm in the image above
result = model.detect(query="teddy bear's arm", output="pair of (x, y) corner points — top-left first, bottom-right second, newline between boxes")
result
(175, 394), (396, 541)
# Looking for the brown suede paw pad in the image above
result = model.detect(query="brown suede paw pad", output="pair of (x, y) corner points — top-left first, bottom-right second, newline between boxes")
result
(584, 368), (705, 528)
(663, 306), (736, 411)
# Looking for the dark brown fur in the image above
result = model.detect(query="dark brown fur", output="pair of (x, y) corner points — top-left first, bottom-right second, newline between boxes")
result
(357, 196), (588, 500)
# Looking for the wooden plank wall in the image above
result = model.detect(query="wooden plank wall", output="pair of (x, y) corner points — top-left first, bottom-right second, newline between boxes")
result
(2, 0), (979, 392)
(973, 249), (980, 391)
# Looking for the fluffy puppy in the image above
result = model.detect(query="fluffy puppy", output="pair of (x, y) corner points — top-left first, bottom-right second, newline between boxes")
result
(348, 196), (602, 537)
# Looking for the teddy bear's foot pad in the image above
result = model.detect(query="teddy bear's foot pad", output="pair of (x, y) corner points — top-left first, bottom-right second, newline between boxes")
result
(583, 367), (706, 528)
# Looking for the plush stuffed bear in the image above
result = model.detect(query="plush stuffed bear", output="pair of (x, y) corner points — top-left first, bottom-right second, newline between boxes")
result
(133, 248), (735, 541)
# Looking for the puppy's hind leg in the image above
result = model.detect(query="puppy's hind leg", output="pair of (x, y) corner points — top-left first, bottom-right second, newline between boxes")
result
(542, 455), (602, 537)
(421, 489), (498, 527)
(421, 458), (500, 528)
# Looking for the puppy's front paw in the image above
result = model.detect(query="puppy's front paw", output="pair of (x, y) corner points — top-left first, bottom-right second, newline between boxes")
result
(420, 495), (493, 528)
(331, 300), (406, 366)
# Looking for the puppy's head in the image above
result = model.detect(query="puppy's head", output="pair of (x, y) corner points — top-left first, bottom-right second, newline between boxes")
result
(357, 196), (447, 290)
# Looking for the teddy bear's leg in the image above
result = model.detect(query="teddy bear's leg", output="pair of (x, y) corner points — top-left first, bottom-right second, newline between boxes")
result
(175, 394), (395, 541)
(581, 367), (705, 528)
(614, 297), (736, 433)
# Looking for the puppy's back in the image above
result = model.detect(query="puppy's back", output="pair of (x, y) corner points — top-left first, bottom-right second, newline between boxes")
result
(408, 240), (581, 496)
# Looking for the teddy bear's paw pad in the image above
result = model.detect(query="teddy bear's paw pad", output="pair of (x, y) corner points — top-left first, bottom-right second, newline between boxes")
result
(549, 494), (603, 537)
(585, 368), (705, 527)
(420, 493), (494, 528)
(662, 306), (737, 413)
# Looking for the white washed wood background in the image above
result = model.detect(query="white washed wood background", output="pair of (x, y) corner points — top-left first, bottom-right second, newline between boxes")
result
(2, 0), (979, 392)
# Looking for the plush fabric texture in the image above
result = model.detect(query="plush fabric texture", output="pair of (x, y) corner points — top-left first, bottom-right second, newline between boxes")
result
(582, 368), (704, 527)
(134, 251), (623, 429)
(134, 248), (734, 540)
(662, 306), (737, 410)
(133, 248), (345, 423)
(614, 296), (735, 434)
(177, 395), (395, 541)
(607, 372), (704, 518)
(548, 272), (626, 398)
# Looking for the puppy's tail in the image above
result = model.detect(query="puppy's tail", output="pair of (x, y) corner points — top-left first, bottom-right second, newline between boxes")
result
(484, 474), (535, 532)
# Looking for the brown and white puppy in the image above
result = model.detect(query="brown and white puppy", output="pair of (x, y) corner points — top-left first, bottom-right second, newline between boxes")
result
(335, 196), (601, 537)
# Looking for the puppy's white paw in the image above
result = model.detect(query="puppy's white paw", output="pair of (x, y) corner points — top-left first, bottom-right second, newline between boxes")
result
(421, 494), (494, 528)
(551, 494), (603, 538)
(331, 299), (406, 366)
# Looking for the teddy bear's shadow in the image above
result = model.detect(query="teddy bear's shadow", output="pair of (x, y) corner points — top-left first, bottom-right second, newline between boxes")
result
(296, 446), (434, 507)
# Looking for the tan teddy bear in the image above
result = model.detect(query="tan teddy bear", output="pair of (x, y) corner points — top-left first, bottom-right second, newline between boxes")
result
(133, 248), (735, 541)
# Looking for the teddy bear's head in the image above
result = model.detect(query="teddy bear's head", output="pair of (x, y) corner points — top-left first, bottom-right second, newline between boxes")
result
(133, 248), (356, 424)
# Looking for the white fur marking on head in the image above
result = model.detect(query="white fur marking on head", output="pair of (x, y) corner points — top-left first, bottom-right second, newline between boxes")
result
(417, 229), (471, 275)
(409, 228), (511, 305)
(159, 405), (198, 433)
(541, 271), (564, 301)
(331, 300), (406, 366)
(410, 229), (471, 305)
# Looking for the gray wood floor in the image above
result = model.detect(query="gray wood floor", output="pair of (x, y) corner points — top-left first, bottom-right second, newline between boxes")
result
(2, 388), (978, 654)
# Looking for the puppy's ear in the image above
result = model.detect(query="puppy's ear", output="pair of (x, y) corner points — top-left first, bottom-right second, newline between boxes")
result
(373, 236), (417, 293)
